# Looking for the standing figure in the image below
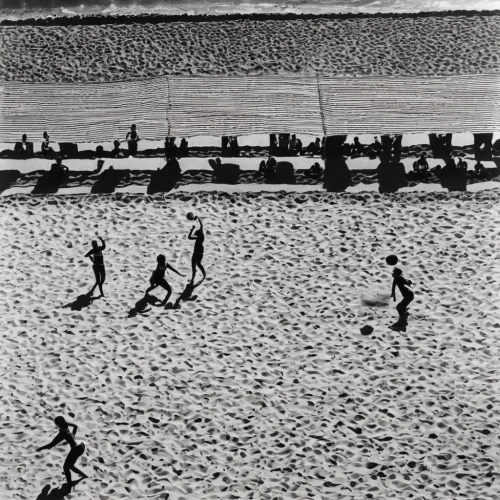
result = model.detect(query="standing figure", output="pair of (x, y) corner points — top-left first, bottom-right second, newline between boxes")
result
(145, 254), (184, 306)
(36, 416), (88, 493)
(188, 216), (206, 284)
(41, 131), (54, 156)
(125, 124), (140, 156)
(85, 235), (106, 297)
(391, 267), (414, 327)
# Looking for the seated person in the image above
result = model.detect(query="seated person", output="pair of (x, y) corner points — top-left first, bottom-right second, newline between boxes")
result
(14, 134), (33, 156)
(430, 164), (442, 176)
(305, 138), (321, 156)
(41, 131), (54, 156)
(474, 161), (486, 178)
(369, 136), (382, 155)
(294, 138), (303, 156)
(457, 158), (468, 171)
(257, 160), (267, 176)
(308, 162), (323, 178)
(414, 153), (429, 176)
(229, 136), (240, 156)
(350, 136), (364, 157)
(111, 140), (126, 158)
(289, 135), (297, 154)
(165, 137), (177, 158)
(49, 156), (69, 184)
(264, 156), (277, 179)
(179, 138), (189, 155)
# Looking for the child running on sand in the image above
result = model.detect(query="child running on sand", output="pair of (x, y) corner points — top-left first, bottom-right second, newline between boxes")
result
(188, 216), (206, 284)
(85, 235), (106, 297)
(145, 254), (184, 306)
(391, 267), (414, 320)
(36, 416), (88, 492)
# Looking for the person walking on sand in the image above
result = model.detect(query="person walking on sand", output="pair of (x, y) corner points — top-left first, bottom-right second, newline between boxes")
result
(188, 215), (206, 284)
(36, 416), (88, 493)
(85, 235), (106, 297)
(145, 254), (184, 306)
(391, 267), (414, 321)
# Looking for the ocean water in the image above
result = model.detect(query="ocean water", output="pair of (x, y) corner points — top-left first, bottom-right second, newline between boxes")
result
(1, 0), (500, 20)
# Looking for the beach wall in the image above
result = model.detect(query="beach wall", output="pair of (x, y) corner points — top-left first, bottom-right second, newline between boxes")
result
(1, 73), (499, 141)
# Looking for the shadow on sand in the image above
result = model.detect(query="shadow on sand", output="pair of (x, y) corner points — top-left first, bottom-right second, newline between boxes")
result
(62, 294), (100, 311)
(35, 479), (84, 500)
(169, 280), (203, 309)
(127, 294), (163, 318)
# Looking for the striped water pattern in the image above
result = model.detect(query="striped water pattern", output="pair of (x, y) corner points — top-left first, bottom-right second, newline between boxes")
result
(1, 73), (499, 141)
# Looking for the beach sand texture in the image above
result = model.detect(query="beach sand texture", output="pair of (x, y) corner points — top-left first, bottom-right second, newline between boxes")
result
(1, 14), (500, 82)
(1, 191), (499, 499)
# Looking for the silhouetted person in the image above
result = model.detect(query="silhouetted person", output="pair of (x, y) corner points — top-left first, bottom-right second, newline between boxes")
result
(36, 416), (88, 493)
(294, 138), (303, 156)
(391, 267), (414, 321)
(125, 124), (139, 156)
(308, 161), (323, 179)
(111, 140), (126, 158)
(264, 156), (277, 179)
(145, 254), (184, 306)
(369, 136), (382, 156)
(457, 158), (468, 171)
(413, 153), (429, 177)
(305, 137), (321, 156)
(179, 138), (189, 156)
(14, 134), (28, 152)
(49, 156), (69, 185)
(188, 216), (206, 283)
(258, 160), (267, 176)
(229, 136), (240, 156)
(41, 131), (54, 156)
(85, 235), (106, 297)
(474, 161), (486, 178)
(351, 137), (364, 157)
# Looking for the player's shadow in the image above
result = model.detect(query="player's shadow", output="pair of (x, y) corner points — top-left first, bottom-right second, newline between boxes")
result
(62, 294), (100, 311)
(35, 479), (83, 499)
(127, 294), (162, 318)
(168, 280), (203, 310)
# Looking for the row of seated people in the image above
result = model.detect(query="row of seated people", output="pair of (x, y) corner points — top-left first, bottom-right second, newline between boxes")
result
(408, 153), (490, 179)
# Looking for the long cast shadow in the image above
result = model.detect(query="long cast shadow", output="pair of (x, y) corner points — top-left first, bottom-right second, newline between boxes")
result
(62, 294), (100, 311)
(169, 280), (203, 310)
(127, 294), (162, 318)
(35, 479), (84, 500)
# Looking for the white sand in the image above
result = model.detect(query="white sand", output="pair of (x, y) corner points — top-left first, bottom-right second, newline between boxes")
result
(0, 191), (499, 499)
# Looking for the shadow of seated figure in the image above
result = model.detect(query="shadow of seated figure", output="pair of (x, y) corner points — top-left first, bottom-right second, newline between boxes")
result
(0, 170), (21, 194)
(33, 156), (70, 194)
(91, 165), (129, 194)
(148, 157), (182, 194)
(273, 161), (295, 183)
(377, 153), (408, 193)
(323, 157), (351, 192)
(208, 157), (240, 183)
(439, 155), (466, 191)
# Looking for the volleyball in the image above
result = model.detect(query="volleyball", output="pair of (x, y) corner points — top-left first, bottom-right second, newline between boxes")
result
(187, 212), (194, 221)
(386, 255), (398, 266)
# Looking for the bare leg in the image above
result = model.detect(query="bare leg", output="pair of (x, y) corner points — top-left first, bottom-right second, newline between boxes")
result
(63, 464), (73, 489)
(191, 256), (197, 283)
(197, 261), (206, 282)
(98, 267), (106, 297)
(145, 283), (158, 295)
(88, 266), (100, 296)
(159, 280), (172, 306)
(70, 464), (88, 478)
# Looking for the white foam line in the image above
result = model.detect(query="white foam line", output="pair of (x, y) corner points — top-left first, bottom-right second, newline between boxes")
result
(345, 183), (380, 193)
(398, 184), (449, 193)
(173, 184), (327, 194)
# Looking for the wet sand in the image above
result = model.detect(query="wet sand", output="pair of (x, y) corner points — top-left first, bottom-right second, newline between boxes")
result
(0, 191), (499, 499)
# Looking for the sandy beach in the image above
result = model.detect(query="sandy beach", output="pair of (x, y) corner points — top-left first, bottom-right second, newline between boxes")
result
(1, 13), (499, 82)
(0, 191), (499, 499)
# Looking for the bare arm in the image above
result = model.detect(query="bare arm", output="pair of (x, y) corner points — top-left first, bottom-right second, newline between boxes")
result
(188, 227), (196, 240)
(167, 264), (184, 277)
(85, 249), (94, 262)
(36, 432), (64, 452)
(391, 278), (397, 299)
(69, 423), (78, 435)
(98, 236), (106, 251)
